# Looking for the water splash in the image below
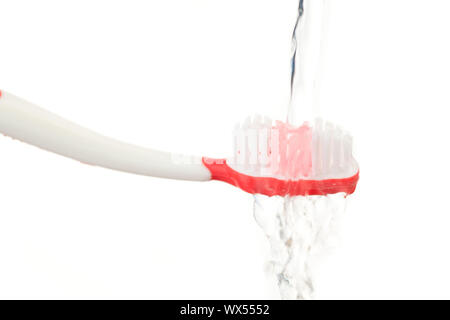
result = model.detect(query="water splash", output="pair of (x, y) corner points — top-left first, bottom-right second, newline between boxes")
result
(254, 193), (347, 300)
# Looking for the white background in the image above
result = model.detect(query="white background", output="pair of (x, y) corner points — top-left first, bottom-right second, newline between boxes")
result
(0, 0), (449, 299)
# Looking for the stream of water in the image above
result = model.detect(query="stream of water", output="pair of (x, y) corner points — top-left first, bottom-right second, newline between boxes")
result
(287, 0), (330, 126)
(253, 0), (349, 300)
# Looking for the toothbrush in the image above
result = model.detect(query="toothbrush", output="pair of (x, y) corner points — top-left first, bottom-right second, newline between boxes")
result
(0, 90), (359, 197)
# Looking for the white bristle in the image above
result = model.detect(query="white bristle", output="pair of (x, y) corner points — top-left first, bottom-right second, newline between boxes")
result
(312, 119), (323, 177)
(342, 134), (353, 172)
(236, 127), (246, 169)
(243, 116), (251, 129)
(322, 122), (333, 173)
(258, 127), (269, 167)
(270, 126), (280, 174)
(248, 128), (258, 167)
(315, 118), (324, 131)
(332, 126), (343, 170)
(253, 114), (263, 127)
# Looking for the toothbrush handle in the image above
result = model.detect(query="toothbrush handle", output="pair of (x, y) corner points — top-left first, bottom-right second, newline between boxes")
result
(0, 90), (211, 182)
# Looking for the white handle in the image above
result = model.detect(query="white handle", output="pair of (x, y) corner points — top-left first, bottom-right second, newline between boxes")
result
(0, 91), (211, 182)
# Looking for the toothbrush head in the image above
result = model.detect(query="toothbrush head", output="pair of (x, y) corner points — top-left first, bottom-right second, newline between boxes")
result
(203, 116), (359, 197)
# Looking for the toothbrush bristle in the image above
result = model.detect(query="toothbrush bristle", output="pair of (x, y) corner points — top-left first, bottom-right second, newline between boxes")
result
(231, 115), (358, 181)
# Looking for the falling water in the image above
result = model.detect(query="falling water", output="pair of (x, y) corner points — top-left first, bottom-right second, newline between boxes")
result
(289, 0), (305, 106)
(253, 0), (349, 300)
(287, 0), (330, 125)
(254, 193), (347, 300)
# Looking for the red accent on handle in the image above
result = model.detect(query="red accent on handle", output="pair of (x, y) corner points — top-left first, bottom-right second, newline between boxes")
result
(202, 158), (359, 197)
